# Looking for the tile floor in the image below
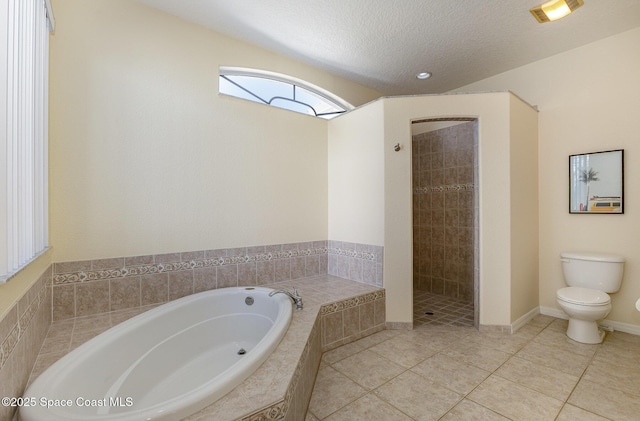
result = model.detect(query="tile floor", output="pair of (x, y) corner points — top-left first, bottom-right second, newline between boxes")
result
(413, 290), (475, 327)
(307, 306), (640, 420)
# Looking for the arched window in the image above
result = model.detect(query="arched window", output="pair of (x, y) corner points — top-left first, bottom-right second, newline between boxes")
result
(219, 67), (353, 120)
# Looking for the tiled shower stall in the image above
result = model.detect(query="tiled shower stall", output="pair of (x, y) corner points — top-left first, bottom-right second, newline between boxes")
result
(412, 120), (478, 308)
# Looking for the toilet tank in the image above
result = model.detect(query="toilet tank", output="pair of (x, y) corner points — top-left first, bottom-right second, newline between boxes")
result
(561, 252), (625, 293)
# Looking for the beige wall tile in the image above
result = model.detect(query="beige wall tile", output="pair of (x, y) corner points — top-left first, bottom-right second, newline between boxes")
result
(216, 265), (238, 288)
(291, 257), (306, 280)
(256, 261), (275, 285)
(323, 311), (343, 345)
(92, 257), (124, 270)
(76, 280), (109, 317)
(193, 267), (216, 292)
(342, 306), (359, 338)
(52, 284), (75, 321)
(275, 259), (291, 282)
(168, 270), (194, 300)
(110, 277), (140, 310)
(140, 273), (168, 306)
(54, 260), (91, 274)
(238, 262), (257, 286)
(124, 255), (154, 266)
(359, 301), (375, 331)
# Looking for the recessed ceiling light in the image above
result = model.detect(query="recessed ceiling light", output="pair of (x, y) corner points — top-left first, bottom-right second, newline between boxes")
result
(416, 72), (432, 80)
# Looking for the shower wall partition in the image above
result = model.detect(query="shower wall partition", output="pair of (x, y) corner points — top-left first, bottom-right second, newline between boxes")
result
(412, 120), (478, 304)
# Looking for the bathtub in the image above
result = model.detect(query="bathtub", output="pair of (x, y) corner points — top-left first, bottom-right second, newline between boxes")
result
(21, 287), (293, 421)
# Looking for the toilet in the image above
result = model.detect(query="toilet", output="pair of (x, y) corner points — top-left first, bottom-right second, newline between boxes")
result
(556, 252), (625, 344)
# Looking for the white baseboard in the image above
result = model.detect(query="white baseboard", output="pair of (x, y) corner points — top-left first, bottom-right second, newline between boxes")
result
(512, 306), (541, 333)
(479, 307), (542, 334)
(540, 306), (640, 336)
(599, 319), (640, 336)
(539, 306), (568, 320)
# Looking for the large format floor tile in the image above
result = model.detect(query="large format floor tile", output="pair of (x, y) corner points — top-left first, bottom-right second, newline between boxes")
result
(307, 366), (367, 419)
(373, 371), (463, 421)
(307, 292), (640, 420)
(467, 375), (564, 421)
(323, 394), (412, 421)
(332, 349), (406, 391)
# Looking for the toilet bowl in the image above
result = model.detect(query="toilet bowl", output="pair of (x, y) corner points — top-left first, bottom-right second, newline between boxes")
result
(557, 252), (624, 344)
(557, 287), (611, 344)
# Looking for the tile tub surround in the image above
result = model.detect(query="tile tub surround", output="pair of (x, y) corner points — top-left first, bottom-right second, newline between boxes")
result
(0, 266), (52, 421)
(327, 241), (383, 287)
(51, 241), (332, 321)
(308, 315), (640, 420)
(30, 276), (385, 421)
(412, 121), (477, 303)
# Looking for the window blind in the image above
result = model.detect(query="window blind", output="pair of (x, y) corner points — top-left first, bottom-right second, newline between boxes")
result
(0, 0), (54, 283)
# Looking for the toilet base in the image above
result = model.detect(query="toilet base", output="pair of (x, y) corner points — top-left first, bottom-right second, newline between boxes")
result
(566, 318), (605, 344)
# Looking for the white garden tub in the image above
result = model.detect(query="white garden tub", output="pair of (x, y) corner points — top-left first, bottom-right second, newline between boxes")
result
(21, 287), (293, 421)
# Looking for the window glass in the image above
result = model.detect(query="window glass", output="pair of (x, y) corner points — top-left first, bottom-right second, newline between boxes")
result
(270, 98), (315, 116)
(294, 86), (342, 117)
(219, 67), (353, 119)
(219, 76), (261, 103)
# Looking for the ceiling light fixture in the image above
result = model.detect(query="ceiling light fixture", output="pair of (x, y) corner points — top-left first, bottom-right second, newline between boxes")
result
(530, 0), (584, 23)
(416, 72), (432, 80)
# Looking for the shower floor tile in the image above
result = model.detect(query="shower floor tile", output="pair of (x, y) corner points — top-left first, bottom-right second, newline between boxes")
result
(413, 289), (474, 327)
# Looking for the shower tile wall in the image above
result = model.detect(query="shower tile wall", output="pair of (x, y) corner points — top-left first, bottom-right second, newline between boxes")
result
(413, 121), (476, 303)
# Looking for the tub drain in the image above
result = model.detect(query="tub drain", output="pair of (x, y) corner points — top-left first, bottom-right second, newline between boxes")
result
(237, 348), (246, 355)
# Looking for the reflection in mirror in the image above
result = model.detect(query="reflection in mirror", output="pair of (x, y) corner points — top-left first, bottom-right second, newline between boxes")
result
(569, 149), (623, 214)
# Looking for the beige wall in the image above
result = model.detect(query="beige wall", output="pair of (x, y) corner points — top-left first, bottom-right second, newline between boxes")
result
(383, 94), (504, 325)
(453, 27), (640, 329)
(509, 96), (540, 323)
(328, 100), (385, 246)
(49, 0), (381, 263)
(378, 92), (538, 326)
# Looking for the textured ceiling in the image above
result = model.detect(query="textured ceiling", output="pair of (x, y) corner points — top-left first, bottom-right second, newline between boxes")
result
(136, 0), (640, 95)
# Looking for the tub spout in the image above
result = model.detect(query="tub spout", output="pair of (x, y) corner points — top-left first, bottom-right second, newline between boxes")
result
(269, 287), (303, 310)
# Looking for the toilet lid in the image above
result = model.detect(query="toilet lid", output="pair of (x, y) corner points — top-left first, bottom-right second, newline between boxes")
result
(557, 287), (610, 306)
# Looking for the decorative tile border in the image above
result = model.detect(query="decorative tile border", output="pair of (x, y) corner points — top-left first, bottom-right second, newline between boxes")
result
(413, 183), (475, 194)
(243, 401), (286, 421)
(53, 243), (328, 285)
(319, 290), (385, 316)
(327, 246), (376, 261)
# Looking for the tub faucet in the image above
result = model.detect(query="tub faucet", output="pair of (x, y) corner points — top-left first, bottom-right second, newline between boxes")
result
(269, 287), (303, 310)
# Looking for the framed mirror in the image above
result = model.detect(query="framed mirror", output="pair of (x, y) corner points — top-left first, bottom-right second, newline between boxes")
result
(569, 149), (624, 214)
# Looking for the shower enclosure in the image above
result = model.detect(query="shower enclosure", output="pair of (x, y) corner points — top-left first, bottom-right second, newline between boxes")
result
(412, 119), (478, 325)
